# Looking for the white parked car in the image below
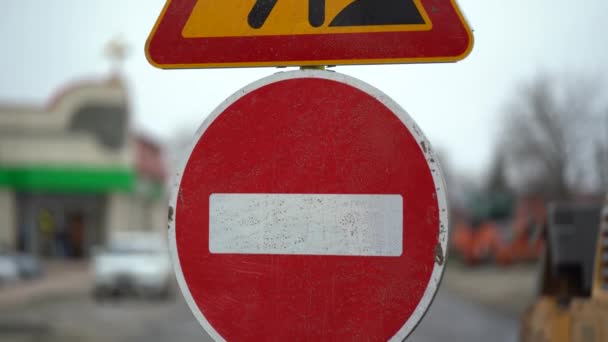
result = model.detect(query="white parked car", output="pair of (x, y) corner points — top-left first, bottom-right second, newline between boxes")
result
(92, 232), (173, 299)
(0, 248), (43, 285)
(0, 253), (19, 286)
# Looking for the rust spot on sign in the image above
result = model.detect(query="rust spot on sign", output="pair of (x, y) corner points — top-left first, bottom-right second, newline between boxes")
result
(434, 243), (444, 266)
(168, 206), (174, 227)
(178, 189), (185, 206)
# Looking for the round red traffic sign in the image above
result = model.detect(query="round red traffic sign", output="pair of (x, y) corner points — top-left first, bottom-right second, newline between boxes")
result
(170, 70), (448, 341)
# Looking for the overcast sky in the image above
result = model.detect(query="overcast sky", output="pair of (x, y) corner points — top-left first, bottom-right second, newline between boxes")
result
(1, 0), (607, 176)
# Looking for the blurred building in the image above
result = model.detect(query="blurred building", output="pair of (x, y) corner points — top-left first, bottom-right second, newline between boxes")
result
(0, 77), (167, 259)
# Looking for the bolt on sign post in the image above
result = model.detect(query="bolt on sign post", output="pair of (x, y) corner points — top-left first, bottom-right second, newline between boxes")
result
(168, 70), (448, 341)
(147, 1), (473, 340)
(146, 0), (473, 68)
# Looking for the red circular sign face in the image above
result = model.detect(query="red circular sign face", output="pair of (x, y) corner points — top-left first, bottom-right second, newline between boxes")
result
(170, 70), (448, 341)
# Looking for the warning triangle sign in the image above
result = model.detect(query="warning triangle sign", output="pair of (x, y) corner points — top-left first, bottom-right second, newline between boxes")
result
(146, 0), (473, 68)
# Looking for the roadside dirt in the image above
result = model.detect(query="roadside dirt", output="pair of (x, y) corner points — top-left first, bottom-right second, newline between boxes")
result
(441, 260), (538, 317)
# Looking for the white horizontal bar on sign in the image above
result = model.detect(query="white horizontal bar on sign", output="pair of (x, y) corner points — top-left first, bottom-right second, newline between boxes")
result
(209, 193), (403, 256)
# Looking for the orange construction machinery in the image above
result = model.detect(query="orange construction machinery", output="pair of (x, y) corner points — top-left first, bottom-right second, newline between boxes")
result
(452, 193), (546, 265)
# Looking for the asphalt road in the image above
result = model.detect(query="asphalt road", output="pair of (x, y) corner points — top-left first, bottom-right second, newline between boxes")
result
(0, 287), (517, 342)
(412, 289), (518, 342)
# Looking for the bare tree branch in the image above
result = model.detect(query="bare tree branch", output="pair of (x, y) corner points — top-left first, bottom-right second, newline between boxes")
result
(499, 74), (606, 199)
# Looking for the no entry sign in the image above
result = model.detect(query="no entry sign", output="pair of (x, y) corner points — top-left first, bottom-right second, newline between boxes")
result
(169, 70), (448, 341)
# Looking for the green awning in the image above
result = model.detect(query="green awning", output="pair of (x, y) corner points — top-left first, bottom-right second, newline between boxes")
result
(0, 165), (135, 193)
